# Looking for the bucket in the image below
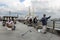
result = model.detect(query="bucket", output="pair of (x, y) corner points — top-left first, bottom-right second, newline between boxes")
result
(7, 28), (11, 30)
(38, 29), (41, 32)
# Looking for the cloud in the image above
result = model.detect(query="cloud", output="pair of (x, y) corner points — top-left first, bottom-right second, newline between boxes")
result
(0, 0), (60, 11)
(0, 0), (31, 11)
(32, 0), (60, 10)
(31, 0), (60, 18)
(0, 0), (60, 18)
(20, 0), (25, 2)
(0, 3), (7, 7)
(23, 0), (31, 7)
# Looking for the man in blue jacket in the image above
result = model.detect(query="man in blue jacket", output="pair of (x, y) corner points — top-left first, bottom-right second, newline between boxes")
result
(40, 14), (51, 33)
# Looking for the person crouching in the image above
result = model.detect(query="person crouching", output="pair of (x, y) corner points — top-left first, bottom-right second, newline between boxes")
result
(6, 19), (16, 30)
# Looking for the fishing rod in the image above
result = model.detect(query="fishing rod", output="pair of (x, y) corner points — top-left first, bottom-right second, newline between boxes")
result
(21, 29), (32, 36)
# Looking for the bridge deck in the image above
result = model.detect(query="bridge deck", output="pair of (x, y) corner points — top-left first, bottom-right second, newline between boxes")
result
(0, 22), (60, 40)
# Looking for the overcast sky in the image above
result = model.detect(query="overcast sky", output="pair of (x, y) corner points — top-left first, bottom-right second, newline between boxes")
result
(0, 0), (60, 18)
(0, 0), (32, 11)
(0, 0), (60, 11)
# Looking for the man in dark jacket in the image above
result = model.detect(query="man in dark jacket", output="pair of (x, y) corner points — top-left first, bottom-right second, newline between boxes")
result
(33, 17), (38, 28)
(33, 17), (38, 24)
(40, 14), (51, 33)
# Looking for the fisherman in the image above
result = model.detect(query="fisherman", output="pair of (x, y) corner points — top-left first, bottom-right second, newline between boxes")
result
(40, 14), (51, 33)
(33, 17), (38, 28)
(6, 19), (16, 30)
(33, 17), (38, 24)
(29, 18), (32, 24)
(28, 16), (33, 26)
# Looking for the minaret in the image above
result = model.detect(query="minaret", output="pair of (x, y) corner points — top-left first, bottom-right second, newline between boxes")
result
(32, 5), (35, 17)
(29, 6), (31, 17)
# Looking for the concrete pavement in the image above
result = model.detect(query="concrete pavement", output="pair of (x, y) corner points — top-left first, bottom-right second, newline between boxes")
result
(0, 22), (60, 40)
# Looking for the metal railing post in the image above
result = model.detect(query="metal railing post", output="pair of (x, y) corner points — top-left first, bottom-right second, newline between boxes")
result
(53, 20), (55, 33)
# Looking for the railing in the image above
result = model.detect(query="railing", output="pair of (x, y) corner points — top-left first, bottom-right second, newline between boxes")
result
(47, 20), (60, 32)
(20, 19), (60, 32)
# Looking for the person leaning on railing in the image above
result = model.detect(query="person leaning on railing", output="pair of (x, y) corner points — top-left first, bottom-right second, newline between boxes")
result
(40, 14), (51, 34)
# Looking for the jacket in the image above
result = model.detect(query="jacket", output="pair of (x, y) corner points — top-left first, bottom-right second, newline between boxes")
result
(41, 16), (51, 25)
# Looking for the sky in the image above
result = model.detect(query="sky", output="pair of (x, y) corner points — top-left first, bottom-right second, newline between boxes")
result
(0, 0), (32, 12)
(0, 0), (60, 18)
(1, 0), (60, 11)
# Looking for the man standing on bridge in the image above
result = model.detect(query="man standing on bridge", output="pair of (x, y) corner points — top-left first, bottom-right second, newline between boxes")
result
(40, 14), (51, 33)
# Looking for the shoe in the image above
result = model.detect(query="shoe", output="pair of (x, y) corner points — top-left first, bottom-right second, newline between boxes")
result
(43, 32), (47, 34)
